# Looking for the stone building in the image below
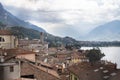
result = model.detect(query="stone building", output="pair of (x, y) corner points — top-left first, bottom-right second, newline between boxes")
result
(0, 50), (20, 80)
(0, 30), (18, 49)
(18, 32), (48, 53)
(71, 51), (89, 64)
(3, 48), (36, 62)
(0, 62), (20, 80)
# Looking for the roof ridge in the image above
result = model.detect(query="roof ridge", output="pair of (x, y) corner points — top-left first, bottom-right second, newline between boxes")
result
(28, 63), (60, 79)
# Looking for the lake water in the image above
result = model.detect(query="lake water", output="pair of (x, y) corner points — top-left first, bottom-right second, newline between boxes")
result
(81, 47), (120, 69)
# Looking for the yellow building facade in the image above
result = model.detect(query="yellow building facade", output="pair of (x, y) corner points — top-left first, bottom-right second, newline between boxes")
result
(70, 73), (79, 80)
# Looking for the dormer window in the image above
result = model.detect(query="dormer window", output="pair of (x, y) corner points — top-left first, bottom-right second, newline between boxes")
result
(0, 37), (5, 42)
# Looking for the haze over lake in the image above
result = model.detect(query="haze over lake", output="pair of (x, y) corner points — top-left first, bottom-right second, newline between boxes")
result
(81, 47), (120, 69)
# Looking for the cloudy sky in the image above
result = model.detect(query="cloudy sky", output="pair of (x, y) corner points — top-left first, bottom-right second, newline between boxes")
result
(0, 0), (120, 39)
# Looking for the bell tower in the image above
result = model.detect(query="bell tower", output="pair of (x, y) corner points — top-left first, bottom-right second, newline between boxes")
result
(40, 32), (44, 44)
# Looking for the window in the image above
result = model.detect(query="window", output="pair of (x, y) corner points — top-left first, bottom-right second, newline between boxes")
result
(0, 37), (2, 42)
(0, 37), (5, 42)
(74, 76), (78, 80)
(10, 66), (14, 72)
(70, 74), (72, 80)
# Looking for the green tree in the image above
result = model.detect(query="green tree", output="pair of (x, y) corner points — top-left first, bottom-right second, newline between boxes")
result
(0, 22), (6, 29)
(65, 44), (73, 50)
(86, 48), (105, 64)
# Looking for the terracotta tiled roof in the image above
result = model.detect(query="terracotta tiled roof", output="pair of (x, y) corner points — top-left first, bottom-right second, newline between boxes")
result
(0, 30), (12, 35)
(15, 78), (36, 80)
(21, 62), (60, 80)
(29, 63), (60, 78)
(71, 53), (80, 59)
(69, 63), (101, 80)
(0, 48), (35, 61)
(21, 62), (34, 76)
(5, 48), (35, 55)
(68, 62), (119, 80)
(37, 60), (53, 68)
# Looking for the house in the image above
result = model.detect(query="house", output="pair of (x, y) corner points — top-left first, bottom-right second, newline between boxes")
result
(71, 52), (81, 63)
(68, 62), (119, 80)
(16, 78), (36, 80)
(70, 51), (89, 64)
(18, 32), (48, 53)
(21, 61), (60, 80)
(18, 39), (48, 51)
(0, 49), (20, 80)
(16, 50), (36, 62)
(48, 48), (58, 54)
(0, 30), (18, 49)
(0, 62), (21, 80)
(56, 52), (68, 63)
(4, 48), (36, 62)
(0, 47), (60, 80)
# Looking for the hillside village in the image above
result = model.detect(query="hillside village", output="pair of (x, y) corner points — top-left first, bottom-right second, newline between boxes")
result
(0, 30), (120, 80)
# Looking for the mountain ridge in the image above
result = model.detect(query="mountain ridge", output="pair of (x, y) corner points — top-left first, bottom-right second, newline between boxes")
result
(0, 3), (81, 47)
(0, 3), (120, 42)
(0, 3), (45, 32)
(84, 20), (120, 41)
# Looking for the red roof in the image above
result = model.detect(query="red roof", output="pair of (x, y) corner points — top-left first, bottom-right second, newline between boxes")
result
(0, 30), (12, 35)
(68, 62), (119, 80)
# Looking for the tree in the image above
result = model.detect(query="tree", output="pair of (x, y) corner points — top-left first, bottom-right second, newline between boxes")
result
(73, 43), (81, 49)
(65, 44), (73, 50)
(86, 48), (105, 64)
(0, 22), (6, 29)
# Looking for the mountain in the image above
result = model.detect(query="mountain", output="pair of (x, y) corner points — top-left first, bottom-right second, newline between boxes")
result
(8, 26), (80, 47)
(0, 3), (45, 32)
(84, 20), (120, 41)
(0, 3), (80, 47)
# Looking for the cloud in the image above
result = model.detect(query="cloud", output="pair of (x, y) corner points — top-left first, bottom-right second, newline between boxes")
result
(0, 0), (120, 39)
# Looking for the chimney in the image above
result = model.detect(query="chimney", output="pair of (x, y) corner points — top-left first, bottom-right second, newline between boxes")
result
(0, 56), (4, 63)
(40, 32), (44, 44)
(114, 63), (117, 69)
